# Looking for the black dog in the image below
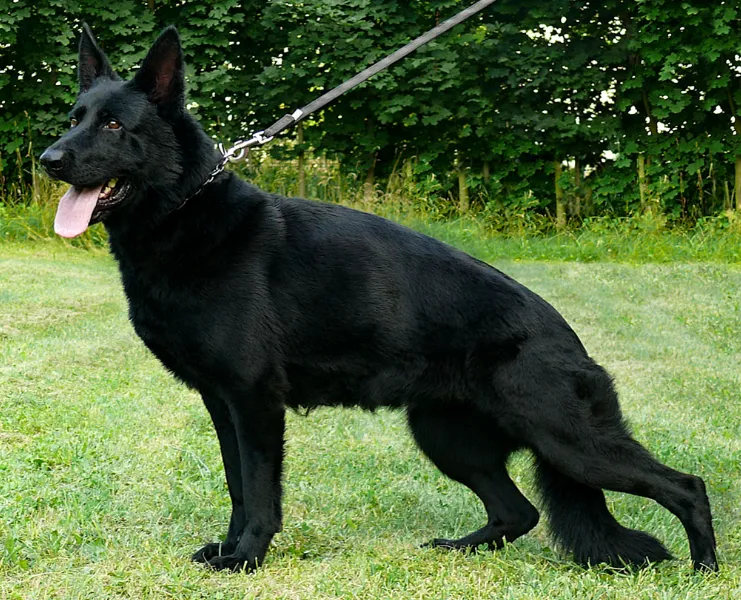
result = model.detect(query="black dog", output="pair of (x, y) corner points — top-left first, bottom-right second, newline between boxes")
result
(40, 25), (718, 573)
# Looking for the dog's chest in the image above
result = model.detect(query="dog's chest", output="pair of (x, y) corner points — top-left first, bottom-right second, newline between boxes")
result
(122, 275), (225, 385)
(128, 296), (197, 373)
(119, 263), (272, 389)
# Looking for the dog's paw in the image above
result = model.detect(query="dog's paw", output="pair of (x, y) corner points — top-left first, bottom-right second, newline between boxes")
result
(192, 541), (237, 563)
(694, 556), (719, 573)
(205, 553), (258, 572)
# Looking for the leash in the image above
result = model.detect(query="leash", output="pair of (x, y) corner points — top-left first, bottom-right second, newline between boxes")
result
(186, 0), (497, 203)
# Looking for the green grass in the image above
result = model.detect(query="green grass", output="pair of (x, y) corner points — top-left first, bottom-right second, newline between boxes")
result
(1, 239), (740, 599)
(408, 213), (741, 263)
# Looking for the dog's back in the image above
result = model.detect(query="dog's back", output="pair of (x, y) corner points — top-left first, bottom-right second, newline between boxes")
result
(113, 176), (579, 415)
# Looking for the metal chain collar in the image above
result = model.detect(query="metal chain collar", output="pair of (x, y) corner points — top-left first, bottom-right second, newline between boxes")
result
(208, 130), (276, 187)
(175, 129), (276, 211)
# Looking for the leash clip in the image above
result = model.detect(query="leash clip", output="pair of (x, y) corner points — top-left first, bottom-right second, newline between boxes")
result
(221, 131), (274, 164)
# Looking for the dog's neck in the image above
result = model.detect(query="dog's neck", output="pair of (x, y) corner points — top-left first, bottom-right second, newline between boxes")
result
(170, 112), (225, 205)
(104, 111), (243, 266)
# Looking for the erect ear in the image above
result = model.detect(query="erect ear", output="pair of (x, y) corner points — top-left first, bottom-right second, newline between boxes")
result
(133, 26), (185, 111)
(78, 23), (119, 93)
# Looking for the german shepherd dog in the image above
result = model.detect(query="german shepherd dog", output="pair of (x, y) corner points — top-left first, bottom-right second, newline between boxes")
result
(40, 25), (718, 572)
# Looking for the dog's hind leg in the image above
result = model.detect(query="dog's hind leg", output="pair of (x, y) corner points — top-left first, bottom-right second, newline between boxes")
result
(533, 431), (717, 571)
(534, 458), (674, 568)
(407, 405), (539, 551)
(518, 367), (717, 571)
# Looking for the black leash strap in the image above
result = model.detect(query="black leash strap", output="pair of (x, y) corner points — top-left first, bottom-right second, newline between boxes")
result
(263, 0), (497, 139)
(182, 0), (497, 205)
(262, 0), (497, 140)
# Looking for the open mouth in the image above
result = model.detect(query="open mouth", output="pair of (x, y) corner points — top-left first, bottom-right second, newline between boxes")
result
(91, 179), (131, 223)
(55, 178), (131, 238)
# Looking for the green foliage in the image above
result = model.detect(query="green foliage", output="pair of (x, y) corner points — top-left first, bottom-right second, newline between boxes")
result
(2, 1), (741, 222)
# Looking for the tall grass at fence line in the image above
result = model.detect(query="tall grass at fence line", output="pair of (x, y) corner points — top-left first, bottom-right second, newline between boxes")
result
(4, 146), (741, 262)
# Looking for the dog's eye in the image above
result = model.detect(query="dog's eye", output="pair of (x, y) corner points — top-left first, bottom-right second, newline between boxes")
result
(70, 118), (78, 128)
(105, 119), (122, 130)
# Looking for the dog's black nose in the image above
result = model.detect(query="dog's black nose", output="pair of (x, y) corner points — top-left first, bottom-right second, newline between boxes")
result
(40, 147), (66, 176)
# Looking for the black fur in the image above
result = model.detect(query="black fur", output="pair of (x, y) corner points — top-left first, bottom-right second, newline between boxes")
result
(40, 26), (718, 573)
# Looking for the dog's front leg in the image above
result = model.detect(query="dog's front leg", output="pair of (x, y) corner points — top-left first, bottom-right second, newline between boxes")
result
(192, 393), (247, 564)
(205, 400), (286, 572)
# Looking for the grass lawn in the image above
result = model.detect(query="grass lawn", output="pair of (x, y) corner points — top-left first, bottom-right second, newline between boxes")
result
(0, 238), (739, 599)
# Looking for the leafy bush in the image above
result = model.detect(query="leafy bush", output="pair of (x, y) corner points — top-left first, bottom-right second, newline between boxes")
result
(3, 1), (741, 222)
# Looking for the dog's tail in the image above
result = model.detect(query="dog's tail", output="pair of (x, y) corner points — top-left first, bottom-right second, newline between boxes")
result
(534, 460), (673, 567)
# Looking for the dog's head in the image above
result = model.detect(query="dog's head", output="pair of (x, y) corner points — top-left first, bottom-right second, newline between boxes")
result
(41, 24), (189, 237)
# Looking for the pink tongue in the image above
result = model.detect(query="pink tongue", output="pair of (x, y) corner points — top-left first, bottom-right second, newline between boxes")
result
(54, 185), (103, 238)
